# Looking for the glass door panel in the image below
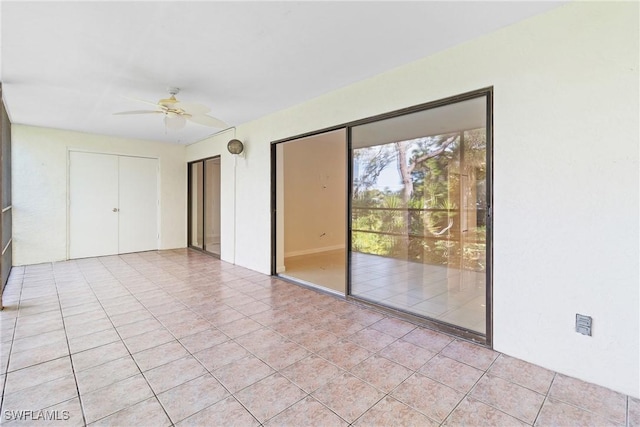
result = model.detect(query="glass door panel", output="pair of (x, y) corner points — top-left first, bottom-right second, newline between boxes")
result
(204, 158), (221, 256)
(189, 161), (204, 249)
(350, 95), (489, 335)
(274, 129), (347, 294)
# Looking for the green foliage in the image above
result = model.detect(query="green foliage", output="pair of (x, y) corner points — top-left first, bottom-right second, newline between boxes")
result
(352, 128), (487, 272)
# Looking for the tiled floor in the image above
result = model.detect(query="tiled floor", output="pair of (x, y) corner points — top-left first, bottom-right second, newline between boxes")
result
(283, 249), (346, 294)
(351, 252), (486, 334)
(283, 250), (485, 333)
(0, 249), (636, 426)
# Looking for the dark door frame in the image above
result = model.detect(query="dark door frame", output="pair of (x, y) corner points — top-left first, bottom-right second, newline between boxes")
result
(270, 87), (493, 347)
(187, 155), (221, 258)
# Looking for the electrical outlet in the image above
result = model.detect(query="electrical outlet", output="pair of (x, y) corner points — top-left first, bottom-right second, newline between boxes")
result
(576, 314), (592, 336)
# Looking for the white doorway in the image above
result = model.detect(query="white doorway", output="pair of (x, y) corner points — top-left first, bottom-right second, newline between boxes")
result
(69, 151), (158, 259)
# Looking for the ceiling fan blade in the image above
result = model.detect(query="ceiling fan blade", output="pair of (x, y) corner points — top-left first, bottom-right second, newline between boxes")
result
(124, 96), (161, 108)
(164, 114), (186, 130)
(113, 110), (162, 115)
(174, 102), (211, 116)
(187, 114), (228, 128)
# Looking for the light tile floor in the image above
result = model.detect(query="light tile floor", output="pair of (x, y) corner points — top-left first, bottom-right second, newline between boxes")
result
(351, 252), (486, 334)
(0, 249), (636, 426)
(284, 250), (485, 333)
(283, 250), (346, 294)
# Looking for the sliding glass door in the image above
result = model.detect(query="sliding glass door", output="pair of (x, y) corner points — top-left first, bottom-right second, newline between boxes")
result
(350, 93), (491, 337)
(188, 157), (221, 257)
(273, 129), (347, 294)
(270, 89), (492, 341)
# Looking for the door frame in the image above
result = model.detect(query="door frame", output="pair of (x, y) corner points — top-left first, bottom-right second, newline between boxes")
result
(270, 87), (493, 347)
(270, 129), (349, 296)
(187, 155), (221, 257)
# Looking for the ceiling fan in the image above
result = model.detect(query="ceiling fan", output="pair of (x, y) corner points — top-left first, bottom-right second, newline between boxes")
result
(114, 87), (228, 130)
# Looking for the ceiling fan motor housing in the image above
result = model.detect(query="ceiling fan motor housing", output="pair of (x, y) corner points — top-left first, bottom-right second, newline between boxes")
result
(114, 86), (228, 129)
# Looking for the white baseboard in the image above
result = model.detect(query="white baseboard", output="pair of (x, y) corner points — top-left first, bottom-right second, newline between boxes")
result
(284, 244), (345, 258)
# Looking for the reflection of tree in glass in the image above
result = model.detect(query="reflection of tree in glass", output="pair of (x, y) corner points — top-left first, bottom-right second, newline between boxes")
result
(352, 129), (486, 271)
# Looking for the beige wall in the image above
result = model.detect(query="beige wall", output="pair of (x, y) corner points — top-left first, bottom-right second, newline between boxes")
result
(187, 2), (640, 397)
(12, 125), (186, 265)
(282, 130), (346, 258)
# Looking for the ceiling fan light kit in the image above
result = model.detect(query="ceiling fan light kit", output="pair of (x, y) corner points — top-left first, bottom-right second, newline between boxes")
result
(114, 87), (228, 131)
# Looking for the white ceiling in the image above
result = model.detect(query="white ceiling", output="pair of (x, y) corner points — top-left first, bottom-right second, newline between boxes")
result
(1, 1), (565, 145)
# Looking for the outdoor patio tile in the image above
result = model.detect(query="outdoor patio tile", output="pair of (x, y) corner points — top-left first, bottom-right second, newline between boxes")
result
(4, 356), (72, 394)
(72, 341), (130, 372)
(369, 317), (416, 338)
(179, 328), (230, 354)
(165, 318), (213, 339)
(290, 327), (341, 353)
(265, 396), (347, 427)
(441, 339), (499, 370)
(548, 373), (627, 425)
(8, 339), (69, 372)
(312, 372), (385, 423)
(280, 355), (344, 393)
(41, 397), (84, 427)
(470, 374), (545, 424)
(419, 354), (484, 393)
(252, 339), (310, 370)
(2, 374), (78, 414)
(212, 355), (275, 393)
(116, 317), (164, 339)
(13, 317), (64, 340)
(82, 374), (154, 423)
(108, 309), (155, 327)
(401, 327), (453, 353)
(379, 339), (436, 370)
(2, 252), (637, 427)
(354, 396), (438, 427)
(194, 340), (249, 371)
(535, 398), (619, 427)
(90, 397), (171, 427)
(391, 373), (464, 423)
(216, 317), (263, 338)
(488, 354), (555, 394)
(346, 328), (397, 352)
(340, 308), (385, 327)
(235, 373), (306, 423)
(350, 354), (413, 393)
(157, 374), (230, 424)
(132, 340), (189, 371)
(444, 397), (528, 426)
(143, 355), (207, 394)
(63, 309), (108, 326)
(68, 327), (120, 354)
(65, 318), (113, 339)
(176, 396), (259, 427)
(234, 300), (272, 316)
(76, 356), (140, 394)
(317, 340), (372, 370)
(122, 327), (175, 354)
(234, 327), (285, 353)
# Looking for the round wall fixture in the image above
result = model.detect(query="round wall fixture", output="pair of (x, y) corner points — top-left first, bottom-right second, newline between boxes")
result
(227, 139), (244, 155)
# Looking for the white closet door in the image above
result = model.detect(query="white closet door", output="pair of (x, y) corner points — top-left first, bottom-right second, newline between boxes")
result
(69, 152), (119, 258)
(118, 156), (158, 254)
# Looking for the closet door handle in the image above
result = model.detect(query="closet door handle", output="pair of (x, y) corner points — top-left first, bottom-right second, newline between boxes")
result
(112, 208), (119, 212)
